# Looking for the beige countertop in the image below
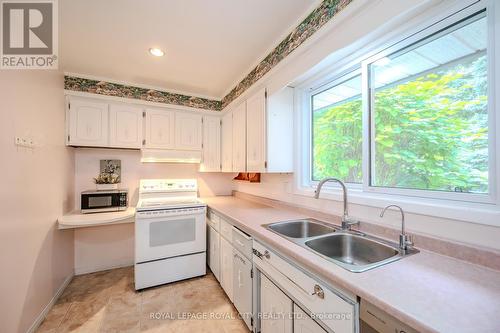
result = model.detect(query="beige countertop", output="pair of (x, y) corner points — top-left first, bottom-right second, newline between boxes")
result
(57, 207), (135, 229)
(202, 196), (500, 333)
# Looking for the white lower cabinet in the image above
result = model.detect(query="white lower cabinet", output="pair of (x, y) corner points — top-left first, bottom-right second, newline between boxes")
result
(294, 304), (327, 333)
(260, 274), (293, 333)
(254, 241), (357, 333)
(207, 225), (220, 281)
(220, 236), (234, 302)
(233, 248), (253, 330)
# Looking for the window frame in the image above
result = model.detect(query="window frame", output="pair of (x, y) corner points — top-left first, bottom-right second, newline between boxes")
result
(361, 6), (495, 204)
(295, 0), (500, 224)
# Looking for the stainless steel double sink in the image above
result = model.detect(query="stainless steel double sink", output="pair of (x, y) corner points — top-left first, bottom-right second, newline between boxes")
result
(265, 219), (418, 272)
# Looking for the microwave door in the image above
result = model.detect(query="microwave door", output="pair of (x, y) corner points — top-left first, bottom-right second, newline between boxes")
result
(81, 193), (115, 213)
(88, 195), (113, 208)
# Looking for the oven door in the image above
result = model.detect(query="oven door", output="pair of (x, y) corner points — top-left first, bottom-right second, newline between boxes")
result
(135, 209), (206, 263)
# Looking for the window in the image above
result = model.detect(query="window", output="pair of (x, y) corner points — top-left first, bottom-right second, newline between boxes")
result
(302, 3), (496, 205)
(312, 72), (362, 183)
(369, 12), (488, 194)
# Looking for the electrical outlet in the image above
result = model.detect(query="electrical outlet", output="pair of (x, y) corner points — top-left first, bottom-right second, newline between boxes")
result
(15, 136), (35, 148)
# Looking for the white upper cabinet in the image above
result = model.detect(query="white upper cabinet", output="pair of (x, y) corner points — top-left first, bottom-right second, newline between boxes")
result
(221, 112), (233, 172)
(175, 112), (202, 150)
(245, 86), (294, 173)
(67, 98), (109, 147)
(218, 86), (293, 173)
(144, 108), (175, 149)
(266, 87), (294, 172)
(200, 115), (221, 172)
(232, 102), (247, 172)
(109, 104), (143, 149)
(246, 87), (267, 172)
(66, 96), (211, 152)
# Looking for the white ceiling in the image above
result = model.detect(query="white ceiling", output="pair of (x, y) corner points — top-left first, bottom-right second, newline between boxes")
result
(60, 0), (320, 99)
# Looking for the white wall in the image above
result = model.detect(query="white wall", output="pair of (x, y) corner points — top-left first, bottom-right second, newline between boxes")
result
(0, 71), (75, 333)
(73, 148), (234, 274)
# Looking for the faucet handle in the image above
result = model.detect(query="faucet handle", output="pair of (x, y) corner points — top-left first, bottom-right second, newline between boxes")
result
(399, 233), (413, 252)
(343, 216), (359, 226)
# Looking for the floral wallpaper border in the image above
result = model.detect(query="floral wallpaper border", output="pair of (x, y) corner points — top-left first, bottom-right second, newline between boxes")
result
(64, 76), (222, 111)
(64, 0), (352, 111)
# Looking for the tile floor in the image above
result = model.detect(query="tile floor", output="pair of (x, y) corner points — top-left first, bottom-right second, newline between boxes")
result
(36, 267), (249, 333)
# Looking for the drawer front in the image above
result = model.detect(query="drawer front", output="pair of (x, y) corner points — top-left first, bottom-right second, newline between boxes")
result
(253, 241), (356, 333)
(207, 211), (220, 231)
(220, 217), (233, 242)
(232, 227), (253, 259)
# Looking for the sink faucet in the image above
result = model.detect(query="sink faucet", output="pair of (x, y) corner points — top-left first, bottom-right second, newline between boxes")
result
(380, 205), (413, 254)
(314, 178), (359, 231)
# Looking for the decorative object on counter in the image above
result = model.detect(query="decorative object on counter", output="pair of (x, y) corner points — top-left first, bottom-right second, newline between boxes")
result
(233, 173), (261, 183)
(64, 0), (353, 111)
(94, 159), (121, 190)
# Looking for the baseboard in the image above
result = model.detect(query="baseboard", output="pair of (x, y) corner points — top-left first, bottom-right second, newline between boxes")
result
(26, 273), (74, 333)
(74, 259), (134, 275)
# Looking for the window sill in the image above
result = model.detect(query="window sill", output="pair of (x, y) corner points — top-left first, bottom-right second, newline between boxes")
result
(294, 185), (500, 227)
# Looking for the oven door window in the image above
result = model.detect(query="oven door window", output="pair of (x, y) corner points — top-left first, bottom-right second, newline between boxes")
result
(149, 217), (196, 247)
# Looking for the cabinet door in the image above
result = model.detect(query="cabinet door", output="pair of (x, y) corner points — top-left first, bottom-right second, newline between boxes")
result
(232, 102), (246, 172)
(260, 275), (293, 333)
(109, 104), (143, 148)
(207, 226), (220, 281)
(246, 87), (267, 172)
(233, 249), (252, 330)
(221, 112), (233, 172)
(68, 99), (108, 147)
(144, 108), (175, 149)
(175, 112), (202, 150)
(293, 304), (327, 333)
(200, 115), (221, 172)
(220, 237), (234, 302)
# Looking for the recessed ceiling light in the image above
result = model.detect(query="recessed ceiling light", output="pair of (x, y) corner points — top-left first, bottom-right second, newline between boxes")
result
(149, 48), (164, 57)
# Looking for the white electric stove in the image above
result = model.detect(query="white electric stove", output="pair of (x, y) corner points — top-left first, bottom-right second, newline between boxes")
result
(134, 179), (206, 290)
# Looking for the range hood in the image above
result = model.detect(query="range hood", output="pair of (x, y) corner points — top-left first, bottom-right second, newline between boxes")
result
(140, 149), (202, 163)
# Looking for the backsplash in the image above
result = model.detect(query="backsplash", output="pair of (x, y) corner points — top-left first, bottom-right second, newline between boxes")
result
(64, 0), (352, 111)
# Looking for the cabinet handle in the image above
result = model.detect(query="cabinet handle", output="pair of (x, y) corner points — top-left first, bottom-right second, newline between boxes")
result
(311, 284), (325, 299)
(263, 250), (270, 259)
